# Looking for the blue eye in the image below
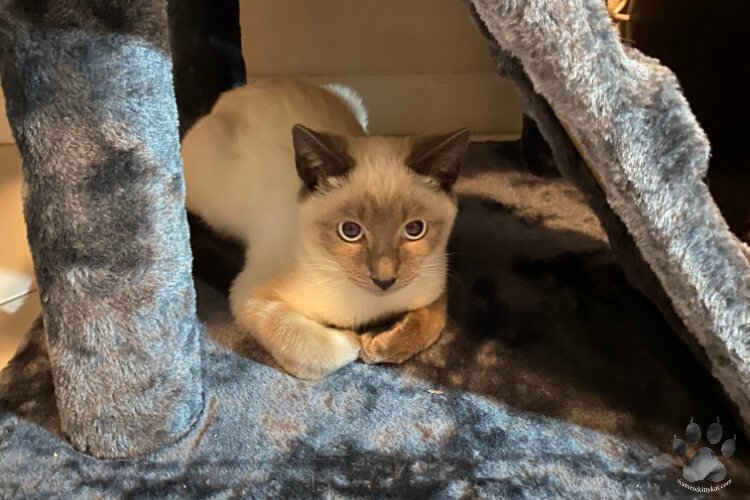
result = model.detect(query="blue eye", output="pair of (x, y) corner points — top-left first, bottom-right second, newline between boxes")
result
(338, 221), (363, 242)
(403, 220), (427, 240)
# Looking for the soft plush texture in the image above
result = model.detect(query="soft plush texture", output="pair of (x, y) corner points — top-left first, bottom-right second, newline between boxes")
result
(463, 3), (716, 387)
(468, 0), (750, 435)
(3, 141), (749, 497)
(0, 0), (203, 457)
(2, 0), (750, 497)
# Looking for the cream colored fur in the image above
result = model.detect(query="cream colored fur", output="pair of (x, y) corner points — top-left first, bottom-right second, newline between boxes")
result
(181, 80), (451, 379)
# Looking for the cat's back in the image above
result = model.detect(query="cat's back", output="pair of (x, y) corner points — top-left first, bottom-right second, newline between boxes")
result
(208, 80), (366, 143)
(181, 80), (366, 241)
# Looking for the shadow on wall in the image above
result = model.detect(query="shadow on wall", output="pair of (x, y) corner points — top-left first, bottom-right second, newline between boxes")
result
(167, 0), (246, 137)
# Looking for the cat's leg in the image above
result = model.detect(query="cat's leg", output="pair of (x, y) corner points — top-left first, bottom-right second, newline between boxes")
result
(359, 293), (447, 364)
(230, 277), (360, 380)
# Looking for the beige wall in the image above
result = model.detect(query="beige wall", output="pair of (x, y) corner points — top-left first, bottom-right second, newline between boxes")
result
(0, 87), (11, 144)
(0, 2), (522, 142)
(241, 0), (522, 137)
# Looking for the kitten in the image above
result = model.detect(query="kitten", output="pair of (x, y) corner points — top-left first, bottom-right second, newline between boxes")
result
(181, 80), (469, 379)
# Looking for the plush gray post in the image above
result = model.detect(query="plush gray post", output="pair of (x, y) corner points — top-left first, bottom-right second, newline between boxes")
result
(464, 4), (714, 373)
(0, 1), (204, 457)
(469, 0), (750, 429)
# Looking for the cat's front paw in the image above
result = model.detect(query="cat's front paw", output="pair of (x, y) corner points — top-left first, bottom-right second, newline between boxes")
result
(359, 330), (414, 365)
(359, 303), (444, 365)
(359, 333), (386, 364)
(281, 328), (360, 380)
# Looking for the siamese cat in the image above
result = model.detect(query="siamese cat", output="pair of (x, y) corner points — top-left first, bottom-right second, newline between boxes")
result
(181, 80), (469, 379)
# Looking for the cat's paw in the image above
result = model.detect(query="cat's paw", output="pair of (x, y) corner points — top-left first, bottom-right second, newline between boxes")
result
(359, 306), (444, 365)
(359, 333), (388, 364)
(672, 417), (737, 483)
(359, 330), (413, 365)
(280, 328), (360, 380)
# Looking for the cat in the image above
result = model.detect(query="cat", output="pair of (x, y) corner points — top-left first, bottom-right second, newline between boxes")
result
(181, 79), (469, 379)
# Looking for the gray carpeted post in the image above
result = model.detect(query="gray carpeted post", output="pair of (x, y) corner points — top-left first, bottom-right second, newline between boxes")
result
(464, 4), (714, 377)
(0, 1), (204, 457)
(468, 0), (750, 430)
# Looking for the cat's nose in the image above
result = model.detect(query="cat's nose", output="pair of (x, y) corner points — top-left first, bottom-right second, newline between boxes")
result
(371, 277), (396, 290)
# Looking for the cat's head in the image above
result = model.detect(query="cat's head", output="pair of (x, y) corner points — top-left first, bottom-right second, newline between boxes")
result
(293, 124), (469, 294)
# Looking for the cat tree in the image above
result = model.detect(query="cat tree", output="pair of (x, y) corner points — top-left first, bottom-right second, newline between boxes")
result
(1, 0), (748, 497)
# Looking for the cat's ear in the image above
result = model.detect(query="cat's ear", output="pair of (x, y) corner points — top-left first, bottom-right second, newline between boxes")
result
(406, 129), (470, 190)
(292, 124), (354, 190)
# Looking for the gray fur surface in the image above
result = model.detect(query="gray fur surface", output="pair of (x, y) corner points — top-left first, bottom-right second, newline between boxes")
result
(0, 1), (203, 457)
(4, 142), (748, 497)
(464, 4), (715, 383)
(1, 0), (749, 496)
(469, 0), (750, 433)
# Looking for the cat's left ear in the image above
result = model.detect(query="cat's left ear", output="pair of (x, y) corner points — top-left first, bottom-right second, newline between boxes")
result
(292, 124), (354, 190)
(406, 129), (470, 190)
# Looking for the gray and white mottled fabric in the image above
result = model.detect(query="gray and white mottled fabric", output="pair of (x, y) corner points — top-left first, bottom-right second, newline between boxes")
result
(467, 0), (750, 435)
(2, 0), (750, 497)
(0, 1), (203, 457)
(3, 142), (748, 497)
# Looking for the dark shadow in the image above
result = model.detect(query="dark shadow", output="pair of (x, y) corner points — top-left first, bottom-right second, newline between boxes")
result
(0, 321), (61, 438)
(168, 0), (246, 137)
(429, 192), (742, 446)
(188, 212), (244, 293)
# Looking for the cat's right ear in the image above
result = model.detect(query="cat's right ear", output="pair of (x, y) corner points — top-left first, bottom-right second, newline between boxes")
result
(292, 124), (355, 190)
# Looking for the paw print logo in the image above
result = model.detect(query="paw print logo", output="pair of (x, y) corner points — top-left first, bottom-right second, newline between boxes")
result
(673, 417), (736, 483)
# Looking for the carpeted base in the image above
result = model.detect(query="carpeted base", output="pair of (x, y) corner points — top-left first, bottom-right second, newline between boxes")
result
(1, 142), (747, 498)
